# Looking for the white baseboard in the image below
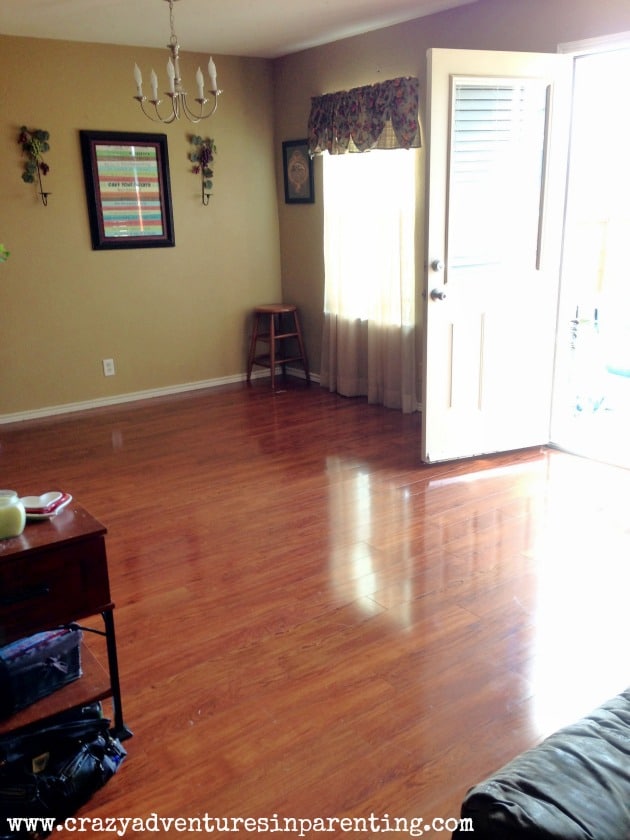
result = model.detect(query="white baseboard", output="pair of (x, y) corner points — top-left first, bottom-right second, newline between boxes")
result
(0, 367), (318, 425)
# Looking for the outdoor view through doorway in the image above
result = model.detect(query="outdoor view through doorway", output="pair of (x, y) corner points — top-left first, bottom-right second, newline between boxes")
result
(553, 39), (630, 469)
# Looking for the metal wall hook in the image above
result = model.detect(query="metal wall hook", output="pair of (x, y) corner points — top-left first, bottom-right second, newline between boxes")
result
(36, 165), (50, 206)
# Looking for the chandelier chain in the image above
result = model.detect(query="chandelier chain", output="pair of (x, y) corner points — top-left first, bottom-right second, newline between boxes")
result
(168, 0), (178, 48)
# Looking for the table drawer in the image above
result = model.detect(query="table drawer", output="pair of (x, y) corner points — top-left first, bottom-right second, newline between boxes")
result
(0, 538), (110, 644)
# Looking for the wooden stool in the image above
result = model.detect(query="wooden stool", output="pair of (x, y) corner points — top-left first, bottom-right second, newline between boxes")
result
(247, 304), (310, 390)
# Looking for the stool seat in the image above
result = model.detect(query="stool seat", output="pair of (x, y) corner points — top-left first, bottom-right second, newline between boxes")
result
(254, 304), (297, 314)
(247, 303), (310, 390)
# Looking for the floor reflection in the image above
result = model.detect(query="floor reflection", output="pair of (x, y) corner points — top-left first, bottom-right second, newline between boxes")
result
(325, 449), (630, 738)
(528, 455), (630, 734)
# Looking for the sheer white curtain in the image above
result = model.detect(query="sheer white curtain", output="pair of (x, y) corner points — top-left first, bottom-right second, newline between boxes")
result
(321, 149), (418, 413)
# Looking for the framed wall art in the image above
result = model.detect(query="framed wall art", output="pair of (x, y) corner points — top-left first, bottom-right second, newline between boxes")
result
(282, 139), (314, 204)
(80, 130), (175, 250)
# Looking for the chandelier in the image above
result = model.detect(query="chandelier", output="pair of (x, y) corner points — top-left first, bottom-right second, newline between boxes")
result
(133, 0), (221, 124)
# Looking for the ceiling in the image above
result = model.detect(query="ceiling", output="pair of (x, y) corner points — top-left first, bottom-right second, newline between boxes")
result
(0, 0), (477, 59)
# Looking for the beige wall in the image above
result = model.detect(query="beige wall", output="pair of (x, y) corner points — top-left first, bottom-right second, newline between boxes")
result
(274, 0), (630, 382)
(3, 0), (630, 419)
(0, 36), (279, 417)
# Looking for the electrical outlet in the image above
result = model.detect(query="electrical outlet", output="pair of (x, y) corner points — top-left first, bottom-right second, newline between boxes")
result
(102, 358), (116, 377)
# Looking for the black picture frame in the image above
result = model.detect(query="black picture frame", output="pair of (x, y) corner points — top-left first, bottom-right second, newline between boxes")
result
(79, 130), (175, 250)
(282, 139), (314, 204)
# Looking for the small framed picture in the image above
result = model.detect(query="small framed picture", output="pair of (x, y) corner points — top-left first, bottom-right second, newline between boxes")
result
(282, 139), (314, 204)
(80, 130), (175, 250)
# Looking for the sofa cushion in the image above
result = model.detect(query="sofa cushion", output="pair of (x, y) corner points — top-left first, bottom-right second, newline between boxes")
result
(453, 688), (630, 839)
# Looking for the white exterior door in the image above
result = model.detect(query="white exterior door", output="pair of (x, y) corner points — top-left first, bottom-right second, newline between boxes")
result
(421, 49), (572, 463)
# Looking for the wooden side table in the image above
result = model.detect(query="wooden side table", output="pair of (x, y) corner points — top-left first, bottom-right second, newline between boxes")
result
(0, 502), (131, 740)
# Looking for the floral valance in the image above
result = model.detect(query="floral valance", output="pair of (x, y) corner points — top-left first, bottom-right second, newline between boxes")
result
(307, 76), (421, 155)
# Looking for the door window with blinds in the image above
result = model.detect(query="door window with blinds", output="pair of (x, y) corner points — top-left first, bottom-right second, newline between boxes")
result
(447, 78), (549, 272)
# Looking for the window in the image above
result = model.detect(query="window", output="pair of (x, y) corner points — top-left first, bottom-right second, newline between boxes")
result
(321, 148), (418, 412)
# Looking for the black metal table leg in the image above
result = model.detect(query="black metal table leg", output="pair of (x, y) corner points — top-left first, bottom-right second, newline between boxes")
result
(102, 608), (133, 740)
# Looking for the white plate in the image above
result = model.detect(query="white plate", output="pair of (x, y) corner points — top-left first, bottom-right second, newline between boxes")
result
(21, 492), (63, 510)
(22, 492), (73, 519)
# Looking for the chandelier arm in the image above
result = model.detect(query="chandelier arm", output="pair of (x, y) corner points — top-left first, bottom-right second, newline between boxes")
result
(181, 91), (221, 122)
(136, 97), (178, 124)
(180, 96), (203, 124)
(134, 90), (220, 125)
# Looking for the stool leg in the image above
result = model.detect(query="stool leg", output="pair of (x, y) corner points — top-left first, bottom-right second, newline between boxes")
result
(269, 312), (276, 390)
(293, 310), (310, 384)
(279, 312), (287, 381)
(247, 312), (260, 382)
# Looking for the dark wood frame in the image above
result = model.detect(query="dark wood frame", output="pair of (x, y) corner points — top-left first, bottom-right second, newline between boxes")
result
(282, 139), (314, 204)
(80, 130), (175, 250)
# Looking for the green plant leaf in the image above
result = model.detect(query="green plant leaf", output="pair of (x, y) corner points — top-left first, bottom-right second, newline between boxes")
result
(19, 126), (51, 193)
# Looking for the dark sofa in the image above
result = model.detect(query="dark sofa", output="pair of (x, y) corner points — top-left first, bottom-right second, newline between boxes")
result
(453, 688), (630, 839)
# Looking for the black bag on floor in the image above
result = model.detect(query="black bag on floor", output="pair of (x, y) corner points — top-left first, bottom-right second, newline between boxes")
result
(0, 703), (126, 839)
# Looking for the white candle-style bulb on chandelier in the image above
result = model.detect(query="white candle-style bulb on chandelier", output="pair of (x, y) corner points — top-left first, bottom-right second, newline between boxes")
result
(133, 0), (221, 123)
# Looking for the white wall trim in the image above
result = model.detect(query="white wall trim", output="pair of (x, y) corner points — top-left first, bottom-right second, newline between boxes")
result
(559, 30), (630, 55)
(0, 368), (318, 425)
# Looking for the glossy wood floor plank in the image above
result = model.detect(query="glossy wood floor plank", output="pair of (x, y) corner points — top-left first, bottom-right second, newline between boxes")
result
(1, 379), (629, 836)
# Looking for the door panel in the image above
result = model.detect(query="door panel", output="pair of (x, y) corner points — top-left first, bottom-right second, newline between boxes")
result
(422, 49), (572, 463)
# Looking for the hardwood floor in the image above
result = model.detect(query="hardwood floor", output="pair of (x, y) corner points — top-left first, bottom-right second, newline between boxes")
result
(2, 378), (629, 836)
